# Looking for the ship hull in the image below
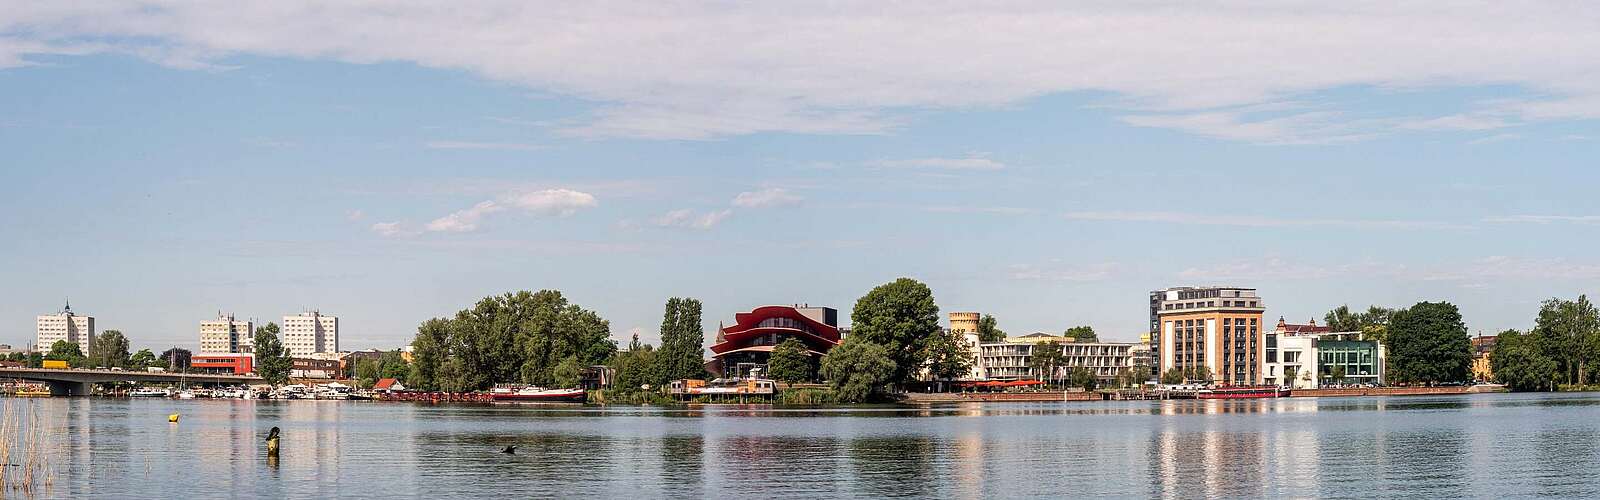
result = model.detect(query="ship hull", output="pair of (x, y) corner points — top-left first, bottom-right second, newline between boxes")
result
(491, 390), (586, 403)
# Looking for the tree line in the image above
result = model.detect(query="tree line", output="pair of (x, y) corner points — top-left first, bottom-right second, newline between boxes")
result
(1491, 295), (1600, 391)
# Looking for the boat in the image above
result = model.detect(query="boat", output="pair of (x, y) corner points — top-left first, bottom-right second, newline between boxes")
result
(130, 387), (172, 398)
(314, 382), (352, 400)
(1197, 385), (1290, 399)
(14, 389), (51, 397)
(490, 385), (586, 403)
(176, 390), (197, 399)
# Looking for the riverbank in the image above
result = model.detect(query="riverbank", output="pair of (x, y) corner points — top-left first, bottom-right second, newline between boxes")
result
(902, 385), (1506, 403)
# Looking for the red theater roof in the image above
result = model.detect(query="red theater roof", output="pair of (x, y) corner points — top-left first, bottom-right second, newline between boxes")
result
(710, 305), (841, 356)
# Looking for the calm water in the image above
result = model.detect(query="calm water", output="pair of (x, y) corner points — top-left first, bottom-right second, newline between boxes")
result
(15, 392), (1600, 499)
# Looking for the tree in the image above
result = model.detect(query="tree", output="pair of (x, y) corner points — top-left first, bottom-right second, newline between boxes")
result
(1530, 295), (1600, 385)
(406, 290), (617, 392)
(850, 277), (942, 386)
(819, 338), (896, 403)
(654, 297), (706, 384)
(552, 356), (582, 388)
(46, 341), (86, 367)
(1325, 304), (1396, 338)
(355, 359), (380, 388)
(89, 330), (131, 368)
(924, 328), (974, 387)
(1028, 341), (1066, 386)
(609, 332), (659, 391)
(407, 318), (451, 391)
(378, 350), (409, 381)
(1160, 368), (1185, 385)
(129, 349), (156, 369)
(767, 337), (813, 383)
(1325, 305), (1360, 332)
(1387, 301), (1472, 384)
(1492, 329), (1558, 391)
(976, 314), (1006, 343)
(1068, 367), (1098, 391)
(1063, 326), (1097, 342)
(1327, 365), (1347, 385)
(253, 323), (292, 385)
(1187, 364), (1213, 383)
(159, 348), (192, 371)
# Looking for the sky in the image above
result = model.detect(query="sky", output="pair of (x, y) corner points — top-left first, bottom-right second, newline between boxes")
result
(3, 2), (1599, 352)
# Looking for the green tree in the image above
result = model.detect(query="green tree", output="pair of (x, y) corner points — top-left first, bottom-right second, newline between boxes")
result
(252, 322), (292, 385)
(654, 297), (706, 383)
(355, 359), (380, 388)
(1063, 326), (1097, 342)
(1530, 295), (1600, 385)
(924, 328), (974, 387)
(158, 348), (191, 371)
(436, 356), (471, 393)
(1187, 364), (1214, 383)
(1325, 304), (1396, 337)
(609, 332), (660, 391)
(1491, 329), (1558, 391)
(819, 338), (896, 403)
(378, 350), (409, 381)
(976, 314), (1006, 343)
(407, 318), (452, 391)
(89, 330), (131, 368)
(767, 337), (813, 383)
(552, 356), (582, 388)
(850, 277), (941, 386)
(129, 349), (156, 369)
(1160, 367), (1185, 385)
(1028, 341), (1066, 386)
(46, 341), (86, 367)
(1325, 305), (1360, 332)
(1068, 367), (1098, 391)
(1327, 365), (1347, 385)
(1388, 301), (1472, 384)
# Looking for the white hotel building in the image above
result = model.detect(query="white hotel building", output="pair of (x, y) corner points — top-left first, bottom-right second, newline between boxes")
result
(282, 311), (338, 356)
(199, 313), (255, 354)
(37, 303), (94, 352)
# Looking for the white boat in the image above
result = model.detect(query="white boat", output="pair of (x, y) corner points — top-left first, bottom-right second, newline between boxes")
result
(314, 382), (352, 400)
(176, 391), (197, 399)
(130, 387), (171, 397)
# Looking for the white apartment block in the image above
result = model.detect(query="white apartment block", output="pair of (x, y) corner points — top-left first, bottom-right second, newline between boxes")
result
(37, 303), (94, 352)
(282, 311), (338, 356)
(199, 313), (255, 354)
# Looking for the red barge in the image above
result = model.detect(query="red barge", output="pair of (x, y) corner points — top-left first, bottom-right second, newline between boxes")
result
(489, 385), (587, 403)
(1196, 386), (1289, 399)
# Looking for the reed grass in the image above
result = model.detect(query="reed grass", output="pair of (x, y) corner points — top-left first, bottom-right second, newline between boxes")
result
(0, 399), (57, 496)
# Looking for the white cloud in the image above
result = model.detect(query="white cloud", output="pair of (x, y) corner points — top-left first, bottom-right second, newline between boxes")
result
(652, 209), (732, 230)
(426, 189), (597, 232)
(731, 188), (803, 208)
(1062, 211), (1466, 229)
(424, 141), (544, 151)
(346, 209), (365, 221)
(427, 200), (504, 232)
(370, 221), (419, 238)
(13, 4), (1599, 141)
(866, 156), (1006, 170)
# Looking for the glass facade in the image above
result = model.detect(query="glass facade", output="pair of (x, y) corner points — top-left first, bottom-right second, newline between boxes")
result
(1317, 340), (1379, 382)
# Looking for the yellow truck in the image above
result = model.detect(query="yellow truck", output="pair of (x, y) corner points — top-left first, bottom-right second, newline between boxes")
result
(42, 360), (69, 369)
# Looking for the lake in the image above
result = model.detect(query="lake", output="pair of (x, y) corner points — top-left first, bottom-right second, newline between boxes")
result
(13, 392), (1600, 498)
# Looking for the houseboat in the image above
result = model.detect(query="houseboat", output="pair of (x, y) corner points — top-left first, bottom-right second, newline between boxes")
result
(489, 385), (587, 403)
(1196, 385), (1290, 399)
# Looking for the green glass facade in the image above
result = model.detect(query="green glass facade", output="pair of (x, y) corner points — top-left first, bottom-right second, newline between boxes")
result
(1317, 340), (1379, 382)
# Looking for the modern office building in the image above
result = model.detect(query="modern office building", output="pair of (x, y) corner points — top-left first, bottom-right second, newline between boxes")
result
(37, 301), (94, 352)
(976, 335), (1138, 383)
(199, 313), (255, 354)
(708, 305), (841, 378)
(1263, 318), (1385, 389)
(949, 312), (980, 334)
(1151, 286), (1266, 385)
(192, 353), (255, 375)
(282, 310), (338, 356)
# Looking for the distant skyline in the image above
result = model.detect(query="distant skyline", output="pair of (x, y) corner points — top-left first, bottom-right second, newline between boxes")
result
(4, 2), (1599, 351)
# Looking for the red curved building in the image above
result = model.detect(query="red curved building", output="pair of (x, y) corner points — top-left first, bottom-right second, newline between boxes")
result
(708, 305), (840, 378)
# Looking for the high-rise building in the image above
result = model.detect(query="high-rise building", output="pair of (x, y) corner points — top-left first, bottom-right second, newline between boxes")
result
(949, 312), (980, 334)
(1152, 286), (1266, 385)
(282, 310), (338, 356)
(199, 313), (255, 354)
(37, 301), (94, 352)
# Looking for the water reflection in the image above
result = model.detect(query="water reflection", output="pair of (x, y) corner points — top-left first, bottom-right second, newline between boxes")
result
(18, 393), (1600, 499)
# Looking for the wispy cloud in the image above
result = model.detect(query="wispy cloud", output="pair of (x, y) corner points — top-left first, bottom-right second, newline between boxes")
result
(866, 155), (1005, 171)
(1006, 262), (1123, 282)
(652, 208), (732, 230)
(370, 221), (420, 238)
(1062, 211), (1465, 229)
(1483, 215), (1600, 225)
(424, 141), (544, 151)
(731, 188), (804, 208)
(427, 189), (598, 233)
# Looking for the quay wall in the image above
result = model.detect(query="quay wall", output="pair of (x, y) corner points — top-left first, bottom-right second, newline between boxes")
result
(1290, 386), (1477, 398)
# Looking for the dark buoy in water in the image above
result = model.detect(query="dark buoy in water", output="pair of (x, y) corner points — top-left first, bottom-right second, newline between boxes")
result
(265, 426), (281, 458)
(501, 445), (516, 454)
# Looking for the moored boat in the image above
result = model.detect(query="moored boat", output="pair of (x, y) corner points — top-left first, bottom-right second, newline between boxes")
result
(130, 387), (172, 398)
(1197, 386), (1289, 399)
(490, 385), (586, 403)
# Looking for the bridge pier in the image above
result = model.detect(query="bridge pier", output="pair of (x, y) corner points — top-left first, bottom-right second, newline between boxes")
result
(47, 380), (94, 397)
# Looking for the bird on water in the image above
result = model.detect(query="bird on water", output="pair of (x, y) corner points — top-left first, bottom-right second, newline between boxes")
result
(501, 445), (517, 454)
(266, 427), (281, 457)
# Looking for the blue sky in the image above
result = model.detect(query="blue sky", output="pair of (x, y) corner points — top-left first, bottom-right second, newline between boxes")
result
(3, 3), (1599, 351)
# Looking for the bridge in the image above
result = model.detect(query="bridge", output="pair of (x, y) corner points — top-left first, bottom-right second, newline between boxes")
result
(0, 368), (264, 396)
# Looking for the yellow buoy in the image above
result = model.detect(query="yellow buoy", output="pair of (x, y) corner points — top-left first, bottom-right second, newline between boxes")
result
(168, 413), (179, 423)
